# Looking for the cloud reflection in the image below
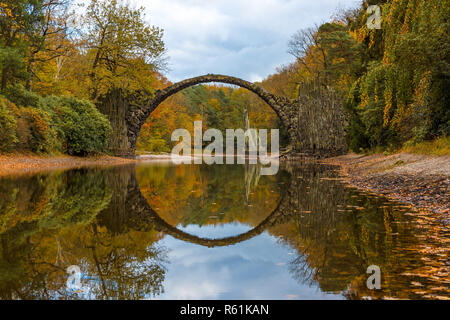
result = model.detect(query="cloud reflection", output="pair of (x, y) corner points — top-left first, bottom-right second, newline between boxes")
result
(156, 224), (343, 299)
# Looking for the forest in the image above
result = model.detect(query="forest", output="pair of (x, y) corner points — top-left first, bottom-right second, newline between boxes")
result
(0, 0), (448, 155)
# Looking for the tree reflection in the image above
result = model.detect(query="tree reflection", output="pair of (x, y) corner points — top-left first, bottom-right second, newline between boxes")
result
(0, 168), (167, 300)
(135, 163), (287, 228)
(270, 162), (449, 299)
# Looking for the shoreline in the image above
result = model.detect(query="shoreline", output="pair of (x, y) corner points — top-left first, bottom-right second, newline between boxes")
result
(321, 153), (449, 216)
(0, 154), (137, 177)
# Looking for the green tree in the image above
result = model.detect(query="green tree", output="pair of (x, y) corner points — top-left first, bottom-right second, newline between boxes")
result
(0, 0), (43, 90)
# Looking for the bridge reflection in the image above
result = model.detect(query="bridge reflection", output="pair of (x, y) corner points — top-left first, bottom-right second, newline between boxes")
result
(97, 164), (294, 247)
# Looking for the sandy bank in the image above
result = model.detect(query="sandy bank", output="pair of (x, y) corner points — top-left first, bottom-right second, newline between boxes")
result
(0, 154), (137, 177)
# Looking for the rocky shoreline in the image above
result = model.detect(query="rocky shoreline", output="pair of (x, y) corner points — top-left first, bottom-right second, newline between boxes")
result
(320, 153), (450, 217)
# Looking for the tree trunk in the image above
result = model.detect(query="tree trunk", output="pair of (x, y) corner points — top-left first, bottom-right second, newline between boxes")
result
(25, 59), (34, 90)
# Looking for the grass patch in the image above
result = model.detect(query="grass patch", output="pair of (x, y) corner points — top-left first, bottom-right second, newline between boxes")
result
(401, 136), (450, 156)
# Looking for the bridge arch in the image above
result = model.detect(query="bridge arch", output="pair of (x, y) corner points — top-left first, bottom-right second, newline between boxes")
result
(124, 74), (296, 156)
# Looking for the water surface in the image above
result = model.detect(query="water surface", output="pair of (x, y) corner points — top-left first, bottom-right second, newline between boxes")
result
(0, 161), (448, 299)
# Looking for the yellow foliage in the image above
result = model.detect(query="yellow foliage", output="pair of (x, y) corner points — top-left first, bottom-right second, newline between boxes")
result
(401, 136), (450, 156)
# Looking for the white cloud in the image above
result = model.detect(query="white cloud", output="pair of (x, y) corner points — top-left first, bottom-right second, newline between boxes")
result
(155, 224), (344, 299)
(138, 0), (361, 82)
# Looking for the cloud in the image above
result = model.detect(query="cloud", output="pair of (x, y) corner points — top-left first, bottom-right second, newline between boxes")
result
(140, 0), (361, 82)
(154, 224), (344, 299)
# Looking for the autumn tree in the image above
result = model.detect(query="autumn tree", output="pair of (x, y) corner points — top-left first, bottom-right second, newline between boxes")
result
(24, 0), (73, 90)
(288, 26), (327, 83)
(288, 22), (362, 92)
(83, 0), (166, 99)
(0, 0), (72, 91)
(348, 0), (450, 149)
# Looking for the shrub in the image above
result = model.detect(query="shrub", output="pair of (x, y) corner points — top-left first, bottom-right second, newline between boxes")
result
(20, 107), (58, 153)
(45, 96), (112, 155)
(0, 97), (18, 152)
(4, 84), (45, 109)
(3, 85), (59, 153)
(0, 86), (111, 155)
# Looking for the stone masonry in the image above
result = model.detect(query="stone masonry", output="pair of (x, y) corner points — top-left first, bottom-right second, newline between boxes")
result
(97, 74), (347, 157)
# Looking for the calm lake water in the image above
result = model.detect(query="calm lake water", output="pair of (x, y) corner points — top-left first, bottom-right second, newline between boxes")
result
(0, 161), (448, 300)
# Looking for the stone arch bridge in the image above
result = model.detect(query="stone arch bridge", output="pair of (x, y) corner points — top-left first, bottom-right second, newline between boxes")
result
(97, 74), (347, 157)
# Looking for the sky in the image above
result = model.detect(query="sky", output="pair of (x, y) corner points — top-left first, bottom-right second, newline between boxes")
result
(139, 0), (362, 82)
(156, 224), (343, 299)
